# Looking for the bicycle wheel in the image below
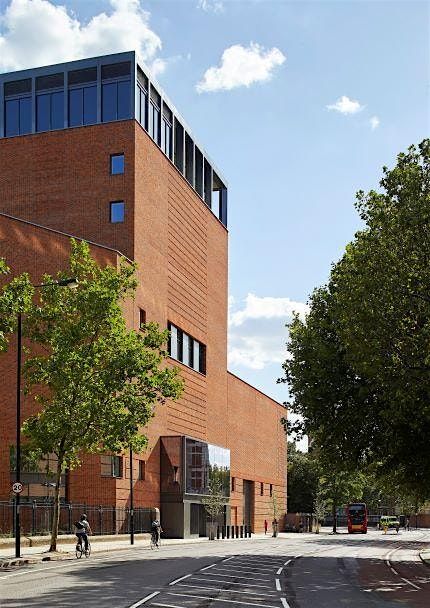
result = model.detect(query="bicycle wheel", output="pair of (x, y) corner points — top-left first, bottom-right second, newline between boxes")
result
(75, 542), (83, 559)
(85, 543), (91, 558)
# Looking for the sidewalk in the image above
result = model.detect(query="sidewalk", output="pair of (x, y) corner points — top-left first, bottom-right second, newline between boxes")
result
(0, 532), (287, 568)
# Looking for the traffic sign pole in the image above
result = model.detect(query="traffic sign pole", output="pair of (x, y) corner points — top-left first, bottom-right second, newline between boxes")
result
(15, 312), (22, 559)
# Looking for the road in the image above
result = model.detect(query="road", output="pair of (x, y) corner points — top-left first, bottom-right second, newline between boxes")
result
(1, 528), (430, 607)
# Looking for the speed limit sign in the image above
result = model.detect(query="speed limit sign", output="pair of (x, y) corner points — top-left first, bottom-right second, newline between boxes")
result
(12, 482), (23, 494)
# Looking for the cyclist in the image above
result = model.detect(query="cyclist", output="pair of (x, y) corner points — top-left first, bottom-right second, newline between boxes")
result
(74, 514), (92, 555)
(151, 518), (162, 546)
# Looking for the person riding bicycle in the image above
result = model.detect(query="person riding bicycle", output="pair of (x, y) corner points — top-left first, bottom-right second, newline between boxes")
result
(151, 518), (162, 544)
(74, 514), (92, 554)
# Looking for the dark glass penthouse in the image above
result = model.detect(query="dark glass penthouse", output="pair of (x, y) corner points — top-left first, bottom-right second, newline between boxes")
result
(0, 51), (228, 226)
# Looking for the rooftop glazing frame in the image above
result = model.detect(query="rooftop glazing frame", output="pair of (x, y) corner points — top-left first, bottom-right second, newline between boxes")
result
(0, 51), (228, 226)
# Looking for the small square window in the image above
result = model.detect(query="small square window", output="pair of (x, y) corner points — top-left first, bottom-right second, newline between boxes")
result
(110, 201), (125, 223)
(260, 482), (264, 496)
(139, 308), (146, 329)
(138, 460), (146, 481)
(111, 153), (124, 175)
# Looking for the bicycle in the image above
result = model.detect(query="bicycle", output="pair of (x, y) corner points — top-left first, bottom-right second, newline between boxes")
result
(150, 530), (160, 549)
(75, 537), (91, 559)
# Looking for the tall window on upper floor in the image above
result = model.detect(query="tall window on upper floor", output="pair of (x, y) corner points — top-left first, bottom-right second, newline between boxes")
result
(162, 103), (172, 159)
(110, 153), (125, 175)
(110, 201), (125, 223)
(149, 85), (161, 146)
(137, 67), (148, 130)
(168, 322), (206, 374)
(36, 73), (64, 132)
(101, 61), (131, 123)
(68, 67), (97, 127)
(4, 78), (32, 137)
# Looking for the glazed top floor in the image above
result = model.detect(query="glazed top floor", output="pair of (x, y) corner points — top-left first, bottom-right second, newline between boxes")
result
(0, 51), (228, 227)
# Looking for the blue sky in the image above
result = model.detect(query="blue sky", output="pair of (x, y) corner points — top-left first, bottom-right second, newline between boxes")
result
(0, 0), (428, 416)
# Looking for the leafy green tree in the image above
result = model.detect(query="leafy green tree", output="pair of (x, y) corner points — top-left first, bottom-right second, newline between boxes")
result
(18, 241), (183, 551)
(202, 476), (227, 539)
(313, 493), (327, 534)
(287, 442), (319, 513)
(0, 258), (33, 351)
(281, 140), (430, 500)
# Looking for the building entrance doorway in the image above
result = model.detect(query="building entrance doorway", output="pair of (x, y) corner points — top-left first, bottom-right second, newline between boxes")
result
(243, 480), (254, 529)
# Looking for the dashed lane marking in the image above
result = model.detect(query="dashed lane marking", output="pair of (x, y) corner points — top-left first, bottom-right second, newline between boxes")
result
(169, 574), (192, 586)
(128, 591), (160, 607)
(281, 598), (291, 608)
(276, 567), (283, 575)
(202, 569), (271, 581)
(189, 576), (273, 588)
(200, 563), (216, 571)
(275, 578), (281, 591)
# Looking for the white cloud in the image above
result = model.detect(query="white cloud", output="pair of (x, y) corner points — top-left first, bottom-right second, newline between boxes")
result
(0, 0), (163, 73)
(197, 0), (224, 13)
(229, 293), (308, 327)
(326, 95), (364, 115)
(228, 293), (308, 370)
(196, 42), (286, 93)
(370, 115), (380, 130)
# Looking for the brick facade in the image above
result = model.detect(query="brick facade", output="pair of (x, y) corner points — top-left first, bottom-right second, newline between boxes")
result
(0, 113), (287, 534)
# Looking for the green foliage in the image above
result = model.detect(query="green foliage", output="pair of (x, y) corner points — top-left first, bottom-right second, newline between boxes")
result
(0, 258), (33, 352)
(287, 442), (319, 513)
(21, 240), (183, 468)
(202, 476), (227, 521)
(281, 140), (430, 500)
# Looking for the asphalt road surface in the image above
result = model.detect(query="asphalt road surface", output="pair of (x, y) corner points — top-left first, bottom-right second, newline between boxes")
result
(1, 528), (430, 607)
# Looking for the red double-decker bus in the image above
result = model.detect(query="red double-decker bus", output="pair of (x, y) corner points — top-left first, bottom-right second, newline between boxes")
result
(347, 502), (368, 534)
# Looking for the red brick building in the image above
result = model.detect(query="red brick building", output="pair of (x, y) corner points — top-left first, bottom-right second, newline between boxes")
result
(0, 52), (287, 537)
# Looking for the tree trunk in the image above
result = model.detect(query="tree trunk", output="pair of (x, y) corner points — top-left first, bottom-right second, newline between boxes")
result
(332, 500), (337, 534)
(49, 454), (64, 552)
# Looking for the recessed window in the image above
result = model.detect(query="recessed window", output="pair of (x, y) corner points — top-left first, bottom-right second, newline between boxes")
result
(138, 460), (146, 481)
(168, 322), (206, 374)
(260, 482), (264, 496)
(110, 201), (125, 223)
(111, 153), (125, 175)
(270, 484), (273, 497)
(231, 477), (236, 492)
(139, 308), (146, 329)
(36, 91), (64, 132)
(101, 455), (123, 478)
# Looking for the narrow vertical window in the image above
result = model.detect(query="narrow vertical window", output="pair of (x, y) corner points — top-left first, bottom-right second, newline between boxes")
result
(260, 482), (264, 496)
(139, 308), (146, 329)
(110, 153), (125, 175)
(169, 324), (178, 359)
(110, 201), (125, 223)
(138, 460), (146, 480)
(231, 477), (236, 492)
(270, 484), (273, 497)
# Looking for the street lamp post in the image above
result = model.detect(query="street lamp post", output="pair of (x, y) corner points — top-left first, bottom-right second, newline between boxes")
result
(14, 277), (78, 558)
(130, 446), (134, 545)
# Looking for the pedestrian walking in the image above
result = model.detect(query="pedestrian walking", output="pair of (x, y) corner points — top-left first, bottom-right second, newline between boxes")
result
(264, 519), (268, 535)
(406, 517), (410, 531)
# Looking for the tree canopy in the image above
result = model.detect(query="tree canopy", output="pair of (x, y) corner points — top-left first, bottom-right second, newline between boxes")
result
(281, 140), (430, 500)
(2, 240), (184, 550)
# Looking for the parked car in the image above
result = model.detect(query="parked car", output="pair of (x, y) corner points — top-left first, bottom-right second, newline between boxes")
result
(379, 515), (400, 532)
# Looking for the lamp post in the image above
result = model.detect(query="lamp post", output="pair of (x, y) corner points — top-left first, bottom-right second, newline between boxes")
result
(15, 277), (78, 558)
(129, 446), (134, 545)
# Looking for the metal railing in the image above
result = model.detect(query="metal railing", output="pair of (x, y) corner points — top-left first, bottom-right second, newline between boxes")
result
(0, 501), (153, 537)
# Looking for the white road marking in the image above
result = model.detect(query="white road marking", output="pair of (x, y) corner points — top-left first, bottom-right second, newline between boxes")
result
(284, 559), (292, 566)
(229, 560), (282, 570)
(217, 563), (276, 572)
(276, 567), (283, 575)
(275, 578), (281, 591)
(152, 604), (183, 608)
(281, 598), (291, 608)
(200, 563), (216, 571)
(206, 569), (271, 580)
(177, 583), (277, 597)
(168, 591), (280, 607)
(222, 556), (236, 562)
(401, 577), (421, 590)
(189, 576), (273, 588)
(169, 573), (192, 585)
(128, 591), (160, 607)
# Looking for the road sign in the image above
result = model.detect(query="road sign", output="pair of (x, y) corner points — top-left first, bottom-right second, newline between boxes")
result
(12, 482), (23, 494)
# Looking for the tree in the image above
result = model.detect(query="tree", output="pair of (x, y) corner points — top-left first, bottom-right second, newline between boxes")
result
(287, 442), (319, 513)
(0, 258), (33, 351)
(17, 240), (183, 551)
(202, 476), (227, 539)
(281, 140), (430, 500)
(313, 493), (327, 534)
